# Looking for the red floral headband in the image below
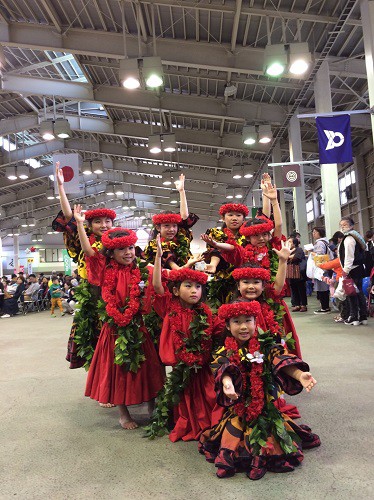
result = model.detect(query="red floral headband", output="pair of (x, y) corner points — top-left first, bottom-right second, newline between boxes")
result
(231, 267), (270, 282)
(219, 203), (249, 217)
(239, 216), (274, 237)
(84, 208), (116, 221)
(218, 300), (261, 320)
(152, 213), (182, 225)
(101, 228), (138, 249)
(168, 268), (208, 285)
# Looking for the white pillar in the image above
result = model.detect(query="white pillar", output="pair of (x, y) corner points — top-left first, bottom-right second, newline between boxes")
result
(354, 154), (370, 233)
(360, 0), (374, 143)
(0, 237), (3, 277)
(288, 113), (308, 245)
(13, 235), (19, 273)
(314, 61), (342, 237)
(272, 142), (288, 236)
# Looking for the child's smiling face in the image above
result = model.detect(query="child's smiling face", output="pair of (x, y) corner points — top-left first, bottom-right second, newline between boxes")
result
(238, 278), (264, 300)
(158, 223), (178, 240)
(228, 314), (256, 345)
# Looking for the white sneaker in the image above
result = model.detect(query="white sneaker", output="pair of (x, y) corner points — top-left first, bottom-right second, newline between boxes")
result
(360, 319), (368, 325)
(1, 314), (11, 318)
(344, 318), (360, 326)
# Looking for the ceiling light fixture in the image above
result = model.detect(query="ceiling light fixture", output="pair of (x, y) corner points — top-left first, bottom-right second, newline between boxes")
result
(143, 56), (164, 88)
(40, 119), (55, 141)
(263, 44), (288, 77)
(82, 160), (92, 175)
(162, 134), (177, 153)
(288, 42), (312, 75)
(119, 58), (141, 89)
(92, 160), (103, 174)
(128, 198), (137, 209)
(232, 165), (242, 179)
(17, 164), (30, 180)
(242, 125), (257, 146)
(54, 118), (72, 139)
(148, 134), (162, 154)
(162, 170), (172, 186)
(258, 124), (273, 144)
(6, 166), (17, 180)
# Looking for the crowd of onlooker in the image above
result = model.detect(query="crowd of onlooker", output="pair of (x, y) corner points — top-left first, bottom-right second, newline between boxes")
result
(286, 219), (374, 326)
(0, 269), (80, 318)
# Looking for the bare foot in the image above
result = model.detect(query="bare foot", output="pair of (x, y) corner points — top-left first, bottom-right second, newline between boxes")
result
(99, 402), (116, 408)
(119, 418), (138, 430)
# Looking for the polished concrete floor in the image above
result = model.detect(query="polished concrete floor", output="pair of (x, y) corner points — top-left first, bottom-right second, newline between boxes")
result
(1, 297), (373, 500)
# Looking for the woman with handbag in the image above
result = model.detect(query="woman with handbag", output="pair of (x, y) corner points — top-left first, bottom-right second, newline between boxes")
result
(287, 238), (308, 312)
(312, 227), (332, 314)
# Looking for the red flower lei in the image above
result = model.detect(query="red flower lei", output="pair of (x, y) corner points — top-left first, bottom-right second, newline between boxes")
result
(101, 261), (141, 327)
(169, 301), (214, 366)
(224, 335), (264, 422)
(261, 300), (283, 337)
(243, 243), (271, 269)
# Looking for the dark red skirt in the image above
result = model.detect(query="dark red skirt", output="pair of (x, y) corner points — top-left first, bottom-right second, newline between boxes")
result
(85, 323), (164, 406)
(169, 366), (224, 442)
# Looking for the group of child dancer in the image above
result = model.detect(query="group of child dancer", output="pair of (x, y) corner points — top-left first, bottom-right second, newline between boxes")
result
(52, 165), (320, 481)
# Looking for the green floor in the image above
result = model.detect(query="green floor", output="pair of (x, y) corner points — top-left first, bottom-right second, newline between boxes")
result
(1, 297), (373, 499)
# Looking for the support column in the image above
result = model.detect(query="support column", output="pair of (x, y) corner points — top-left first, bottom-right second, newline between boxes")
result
(354, 154), (371, 233)
(314, 61), (342, 237)
(288, 113), (308, 245)
(13, 234), (19, 273)
(360, 0), (374, 143)
(0, 237), (3, 277)
(271, 142), (288, 236)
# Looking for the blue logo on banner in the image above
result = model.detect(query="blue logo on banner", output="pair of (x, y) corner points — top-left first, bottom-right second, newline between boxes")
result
(316, 114), (353, 164)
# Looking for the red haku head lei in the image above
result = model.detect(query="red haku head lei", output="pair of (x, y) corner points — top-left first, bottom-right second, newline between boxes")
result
(84, 208), (116, 221)
(218, 300), (261, 321)
(239, 215), (274, 237)
(101, 228), (138, 249)
(231, 266), (270, 282)
(152, 213), (182, 225)
(219, 203), (249, 217)
(168, 268), (208, 285)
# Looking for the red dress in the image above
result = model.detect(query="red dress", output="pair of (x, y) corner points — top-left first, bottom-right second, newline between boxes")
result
(85, 253), (164, 405)
(153, 291), (223, 442)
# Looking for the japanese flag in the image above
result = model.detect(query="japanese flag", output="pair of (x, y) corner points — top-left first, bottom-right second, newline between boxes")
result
(53, 153), (81, 194)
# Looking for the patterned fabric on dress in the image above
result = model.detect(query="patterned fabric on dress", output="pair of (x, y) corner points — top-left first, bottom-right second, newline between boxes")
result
(199, 343), (320, 479)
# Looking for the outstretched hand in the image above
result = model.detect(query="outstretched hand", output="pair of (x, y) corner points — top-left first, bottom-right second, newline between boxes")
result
(174, 173), (185, 192)
(262, 179), (278, 201)
(273, 239), (292, 262)
(222, 376), (239, 401)
(55, 161), (65, 186)
(260, 172), (272, 191)
(73, 204), (85, 223)
(201, 233), (217, 248)
(299, 372), (317, 393)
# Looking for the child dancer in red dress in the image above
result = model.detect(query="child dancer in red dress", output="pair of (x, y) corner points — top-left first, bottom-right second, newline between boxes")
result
(74, 205), (164, 429)
(145, 235), (223, 441)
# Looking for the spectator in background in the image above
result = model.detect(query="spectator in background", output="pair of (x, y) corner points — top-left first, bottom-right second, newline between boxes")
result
(365, 230), (373, 251)
(338, 217), (368, 326)
(1, 277), (26, 318)
(330, 231), (344, 257)
(71, 269), (79, 287)
(39, 277), (49, 298)
(49, 277), (64, 317)
(7, 274), (18, 295)
(312, 226), (332, 314)
(287, 237), (308, 312)
(23, 274), (40, 302)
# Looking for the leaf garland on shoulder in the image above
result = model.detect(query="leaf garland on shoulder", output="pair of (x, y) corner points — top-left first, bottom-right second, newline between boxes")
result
(98, 259), (148, 373)
(144, 301), (214, 439)
(145, 229), (192, 267)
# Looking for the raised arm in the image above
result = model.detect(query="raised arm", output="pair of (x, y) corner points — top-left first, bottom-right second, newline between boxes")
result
(152, 234), (165, 295)
(174, 173), (188, 220)
(262, 179), (282, 239)
(273, 240), (291, 293)
(73, 204), (95, 257)
(261, 173), (272, 218)
(56, 161), (73, 220)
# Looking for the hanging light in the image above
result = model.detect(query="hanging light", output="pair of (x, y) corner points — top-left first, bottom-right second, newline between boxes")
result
(54, 118), (72, 139)
(20, 218), (28, 227)
(138, 209), (146, 220)
(243, 169), (253, 179)
(133, 209), (141, 219)
(234, 188), (243, 199)
(6, 166), (17, 180)
(119, 58), (141, 89)
(27, 217), (36, 227)
(13, 228), (20, 236)
(170, 191), (178, 204)
(232, 165), (242, 179)
(82, 160), (92, 175)
(143, 56), (164, 88)
(148, 134), (162, 154)
(105, 184), (115, 196)
(263, 44), (287, 77)
(114, 185), (124, 196)
(225, 188), (234, 199)
(17, 164), (30, 179)
(92, 160), (103, 174)
(289, 42), (312, 76)
(31, 234), (38, 242)
(40, 120), (55, 141)
(162, 134), (177, 152)
(46, 188), (55, 200)
(128, 198), (137, 209)
(162, 170), (172, 186)
(37, 234), (43, 242)
(258, 124), (272, 144)
(242, 125), (257, 146)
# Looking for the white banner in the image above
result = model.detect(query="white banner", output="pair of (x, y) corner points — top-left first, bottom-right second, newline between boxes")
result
(53, 153), (81, 194)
